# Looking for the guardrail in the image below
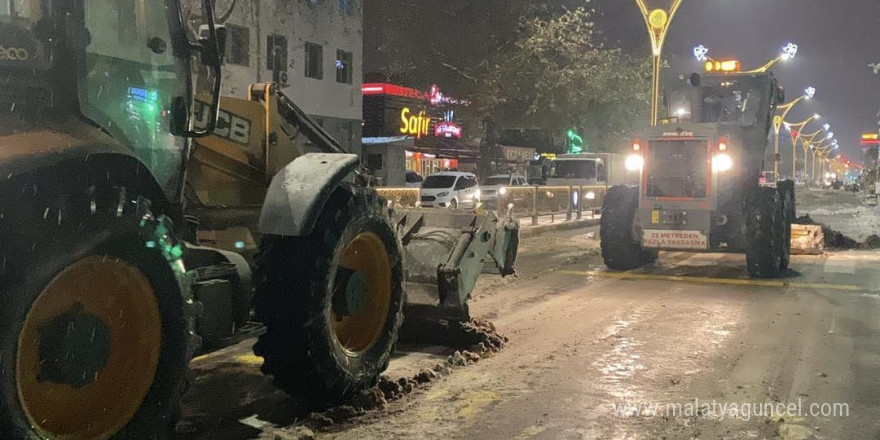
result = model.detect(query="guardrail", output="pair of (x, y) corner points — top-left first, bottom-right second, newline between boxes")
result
(376, 185), (609, 226)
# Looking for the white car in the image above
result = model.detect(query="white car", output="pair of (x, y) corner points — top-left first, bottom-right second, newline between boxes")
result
(480, 173), (528, 208)
(419, 172), (480, 209)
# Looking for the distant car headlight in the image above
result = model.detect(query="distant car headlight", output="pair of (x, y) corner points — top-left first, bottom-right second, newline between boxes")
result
(625, 154), (644, 171)
(499, 187), (508, 195)
(713, 153), (733, 172)
(436, 191), (449, 198)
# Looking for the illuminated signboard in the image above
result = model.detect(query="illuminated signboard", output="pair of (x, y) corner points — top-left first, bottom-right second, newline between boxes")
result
(400, 107), (430, 138)
(435, 122), (463, 139)
(363, 83), (470, 139)
(861, 133), (879, 145)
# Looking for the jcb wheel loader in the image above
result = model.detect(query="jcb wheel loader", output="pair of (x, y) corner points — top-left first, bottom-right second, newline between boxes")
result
(185, 83), (519, 397)
(0, 2), (518, 439)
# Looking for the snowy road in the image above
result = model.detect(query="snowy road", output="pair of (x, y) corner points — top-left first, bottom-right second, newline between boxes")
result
(177, 222), (880, 440)
(797, 188), (880, 242)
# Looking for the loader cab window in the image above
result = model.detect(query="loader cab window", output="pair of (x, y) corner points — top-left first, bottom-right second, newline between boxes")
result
(77, 0), (191, 193)
(0, 0), (39, 22)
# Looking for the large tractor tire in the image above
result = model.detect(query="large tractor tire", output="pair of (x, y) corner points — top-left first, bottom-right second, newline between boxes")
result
(600, 185), (649, 271)
(777, 180), (796, 270)
(746, 187), (785, 278)
(254, 183), (405, 401)
(0, 173), (191, 440)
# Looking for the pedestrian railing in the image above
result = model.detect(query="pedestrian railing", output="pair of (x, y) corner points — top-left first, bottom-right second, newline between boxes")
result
(377, 185), (608, 226)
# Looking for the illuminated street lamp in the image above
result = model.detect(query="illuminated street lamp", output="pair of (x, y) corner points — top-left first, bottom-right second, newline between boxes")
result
(635, 0), (685, 126)
(749, 43), (798, 73)
(815, 144), (839, 180)
(693, 44), (710, 62)
(785, 113), (821, 180)
(800, 127), (826, 186)
(772, 86), (815, 175)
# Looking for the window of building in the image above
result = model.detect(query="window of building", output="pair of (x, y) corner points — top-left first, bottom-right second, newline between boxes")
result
(225, 24), (250, 66)
(338, 0), (353, 14)
(366, 154), (383, 170)
(336, 50), (353, 84)
(305, 42), (323, 80)
(266, 34), (288, 71)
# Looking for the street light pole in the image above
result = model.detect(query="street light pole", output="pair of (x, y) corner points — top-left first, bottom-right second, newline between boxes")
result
(747, 43), (799, 74)
(785, 114), (820, 180)
(799, 130), (824, 186)
(772, 86), (814, 176)
(635, 0), (684, 126)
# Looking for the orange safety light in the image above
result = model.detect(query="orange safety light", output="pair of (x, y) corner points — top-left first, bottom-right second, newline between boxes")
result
(632, 141), (641, 151)
(705, 60), (741, 73)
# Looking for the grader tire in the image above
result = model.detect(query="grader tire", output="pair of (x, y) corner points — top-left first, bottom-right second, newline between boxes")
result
(746, 187), (784, 278)
(254, 183), (405, 401)
(0, 171), (191, 440)
(777, 180), (796, 270)
(600, 185), (646, 271)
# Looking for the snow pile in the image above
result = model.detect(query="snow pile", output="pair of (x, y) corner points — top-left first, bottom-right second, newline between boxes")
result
(796, 189), (880, 243)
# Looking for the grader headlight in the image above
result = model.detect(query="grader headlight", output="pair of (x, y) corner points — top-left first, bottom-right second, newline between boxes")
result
(713, 153), (733, 172)
(625, 154), (644, 171)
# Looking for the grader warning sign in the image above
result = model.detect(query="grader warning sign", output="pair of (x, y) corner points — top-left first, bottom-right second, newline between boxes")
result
(642, 230), (708, 250)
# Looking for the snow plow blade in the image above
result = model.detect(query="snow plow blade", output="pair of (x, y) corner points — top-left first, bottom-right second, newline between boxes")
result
(394, 209), (519, 323)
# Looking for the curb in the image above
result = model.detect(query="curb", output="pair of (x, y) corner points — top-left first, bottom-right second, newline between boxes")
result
(519, 218), (600, 239)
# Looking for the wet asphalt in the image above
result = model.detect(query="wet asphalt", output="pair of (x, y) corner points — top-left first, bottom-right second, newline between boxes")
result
(178, 226), (880, 440)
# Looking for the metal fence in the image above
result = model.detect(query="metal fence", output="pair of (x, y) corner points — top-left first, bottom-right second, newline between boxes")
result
(377, 185), (608, 226)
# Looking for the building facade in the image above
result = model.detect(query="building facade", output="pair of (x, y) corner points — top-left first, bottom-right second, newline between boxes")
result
(196, 0), (363, 156)
(362, 83), (476, 186)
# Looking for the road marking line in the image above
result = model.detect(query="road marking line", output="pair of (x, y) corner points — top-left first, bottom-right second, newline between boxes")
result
(560, 270), (864, 292)
(823, 260), (856, 274)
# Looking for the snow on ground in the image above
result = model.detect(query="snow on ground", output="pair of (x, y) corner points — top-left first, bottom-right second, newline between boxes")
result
(797, 189), (880, 242)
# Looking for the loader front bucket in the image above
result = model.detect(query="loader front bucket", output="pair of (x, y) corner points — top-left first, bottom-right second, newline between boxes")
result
(394, 209), (519, 323)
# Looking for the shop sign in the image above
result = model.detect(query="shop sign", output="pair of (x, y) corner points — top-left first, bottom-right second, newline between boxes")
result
(500, 146), (537, 163)
(434, 122), (463, 139)
(400, 107), (430, 139)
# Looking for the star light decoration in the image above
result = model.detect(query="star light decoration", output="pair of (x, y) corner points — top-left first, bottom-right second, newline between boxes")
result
(693, 45), (709, 62)
(804, 87), (816, 99)
(823, 123), (831, 132)
(781, 43), (799, 60)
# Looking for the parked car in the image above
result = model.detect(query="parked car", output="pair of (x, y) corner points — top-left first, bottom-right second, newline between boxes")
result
(481, 173), (528, 208)
(419, 172), (480, 209)
(405, 170), (424, 188)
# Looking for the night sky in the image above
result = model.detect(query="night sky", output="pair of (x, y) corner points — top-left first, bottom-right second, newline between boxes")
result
(365, 1), (880, 162)
(592, 0), (880, 162)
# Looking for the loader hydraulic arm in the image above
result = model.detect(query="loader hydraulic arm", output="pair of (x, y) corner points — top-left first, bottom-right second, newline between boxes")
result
(248, 83), (345, 154)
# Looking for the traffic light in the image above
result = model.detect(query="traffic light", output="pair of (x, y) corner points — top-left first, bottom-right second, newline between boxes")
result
(567, 129), (584, 154)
